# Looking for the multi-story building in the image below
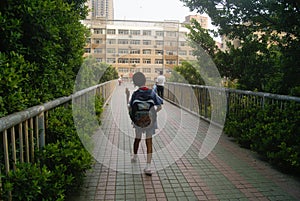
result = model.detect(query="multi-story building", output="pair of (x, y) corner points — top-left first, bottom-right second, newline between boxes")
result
(86, 0), (114, 20)
(82, 16), (209, 80)
(183, 15), (209, 29)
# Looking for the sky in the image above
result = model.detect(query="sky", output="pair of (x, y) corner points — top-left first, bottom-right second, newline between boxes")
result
(113, 0), (199, 22)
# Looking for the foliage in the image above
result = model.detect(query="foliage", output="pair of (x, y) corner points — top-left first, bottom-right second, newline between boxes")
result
(0, 52), (38, 117)
(0, 103), (103, 200)
(0, 0), (88, 117)
(224, 99), (300, 174)
(181, 0), (300, 95)
(185, 19), (219, 57)
(75, 56), (118, 91)
(1, 163), (60, 201)
(169, 61), (205, 85)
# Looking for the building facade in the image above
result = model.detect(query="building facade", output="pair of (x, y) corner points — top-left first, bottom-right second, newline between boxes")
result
(82, 17), (208, 81)
(86, 0), (114, 20)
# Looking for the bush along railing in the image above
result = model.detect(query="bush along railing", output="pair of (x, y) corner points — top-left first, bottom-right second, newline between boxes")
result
(159, 82), (227, 126)
(0, 80), (116, 200)
(157, 81), (300, 174)
(224, 89), (300, 174)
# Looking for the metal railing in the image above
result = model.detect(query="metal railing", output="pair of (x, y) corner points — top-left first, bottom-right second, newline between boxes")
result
(1, 79), (299, 175)
(0, 80), (116, 176)
(149, 81), (300, 126)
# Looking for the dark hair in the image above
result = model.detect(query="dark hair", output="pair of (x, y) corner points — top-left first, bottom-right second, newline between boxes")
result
(159, 71), (163, 75)
(132, 72), (146, 87)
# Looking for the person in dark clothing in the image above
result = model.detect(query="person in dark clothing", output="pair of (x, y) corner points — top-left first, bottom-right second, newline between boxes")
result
(126, 72), (163, 176)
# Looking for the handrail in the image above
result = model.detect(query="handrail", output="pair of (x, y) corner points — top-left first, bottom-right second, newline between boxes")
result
(1, 79), (299, 175)
(0, 96), (71, 133)
(0, 80), (116, 175)
(148, 81), (300, 126)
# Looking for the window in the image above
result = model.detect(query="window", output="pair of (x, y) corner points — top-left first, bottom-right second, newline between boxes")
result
(143, 30), (152, 36)
(155, 59), (163, 64)
(107, 29), (116, 34)
(155, 31), (164, 36)
(118, 68), (129, 73)
(155, 40), (164, 46)
(189, 50), (194, 55)
(143, 40), (151, 45)
(130, 40), (140, 45)
(166, 59), (176, 64)
(178, 50), (187, 55)
(96, 58), (103, 62)
(85, 48), (91, 53)
(165, 41), (177, 46)
(166, 50), (176, 55)
(142, 49), (151, 54)
(155, 50), (163, 55)
(130, 58), (140, 63)
(118, 49), (129, 54)
(94, 38), (102, 44)
(118, 58), (129, 63)
(94, 48), (102, 53)
(118, 29), (129, 35)
(118, 39), (129, 44)
(179, 41), (186, 46)
(107, 48), (116, 54)
(142, 68), (151, 73)
(130, 30), (140, 35)
(107, 39), (116, 44)
(143, 59), (151, 64)
(94, 28), (104, 34)
(166, 31), (177, 37)
(130, 49), (140, 54)
(107, 58), (116, 63)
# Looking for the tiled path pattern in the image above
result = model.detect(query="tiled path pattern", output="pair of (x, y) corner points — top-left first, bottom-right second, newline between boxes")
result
(69, 83), (300, 201)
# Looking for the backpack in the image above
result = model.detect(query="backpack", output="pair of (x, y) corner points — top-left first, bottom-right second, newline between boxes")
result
(130, 90), (155, 128)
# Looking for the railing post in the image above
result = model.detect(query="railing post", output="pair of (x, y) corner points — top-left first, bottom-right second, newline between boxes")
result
(3, 130), (10, 174)
(38, 112), (45, 148)
(204, 88), (209, 118)
(226, 89), (230, 117)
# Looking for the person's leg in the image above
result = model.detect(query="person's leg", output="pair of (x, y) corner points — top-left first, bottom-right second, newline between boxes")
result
(161, 86), (164, 99)
(132, 129), (142, 162)
(145, 137), (152, 163)
(157, 85), (162, 98)
(133, 138), (141, 155)
(144, 131), (153, 176)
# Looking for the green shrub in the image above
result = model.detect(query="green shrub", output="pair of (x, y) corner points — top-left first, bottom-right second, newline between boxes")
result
(224, 97), (261, 148)
(39, 140), (93, 194)
(250, 103), (300, 172)
(1, 102), (99, 200)
(225, 99), (300, 174)
(1, 163), (65, 201)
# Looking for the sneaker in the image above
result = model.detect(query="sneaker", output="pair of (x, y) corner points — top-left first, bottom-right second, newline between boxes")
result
(131, 155), (137, 163)
(144, 167), (152, 176)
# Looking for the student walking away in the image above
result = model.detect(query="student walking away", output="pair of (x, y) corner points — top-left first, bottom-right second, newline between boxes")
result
(118, 76), (122, 86)
(156, 71), (165, 99)
(126, 72), (163, 176)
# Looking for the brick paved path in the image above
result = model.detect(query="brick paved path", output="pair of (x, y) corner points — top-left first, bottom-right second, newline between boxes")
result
(69, 82), (300, 201)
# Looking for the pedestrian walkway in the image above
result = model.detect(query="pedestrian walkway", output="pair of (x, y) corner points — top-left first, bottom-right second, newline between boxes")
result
(68, 82), (300, 201)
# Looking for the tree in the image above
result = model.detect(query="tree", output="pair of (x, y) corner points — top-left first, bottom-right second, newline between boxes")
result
(75, 57), (118, 91)
(181, 0), (300, 95)
(0, 0), (88, 117)
(169, 61), (205, 85)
